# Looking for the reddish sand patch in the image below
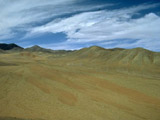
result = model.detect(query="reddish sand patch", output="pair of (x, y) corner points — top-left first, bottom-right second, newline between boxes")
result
(54, 88), (77, 106)
(30, 65), (85, 91)
(86, 75), (160, 106)
(27, 78), (50, 94)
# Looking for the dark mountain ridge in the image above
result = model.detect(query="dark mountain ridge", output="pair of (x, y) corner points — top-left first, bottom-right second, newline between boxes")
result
(0, 43), (23, 50)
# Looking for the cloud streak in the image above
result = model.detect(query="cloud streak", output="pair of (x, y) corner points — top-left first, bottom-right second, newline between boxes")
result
(0, 0), (111, 39)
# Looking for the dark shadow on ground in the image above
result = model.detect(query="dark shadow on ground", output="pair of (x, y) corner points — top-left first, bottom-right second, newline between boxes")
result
(0, 117), (43, 120)
(0, 62), (18, 66)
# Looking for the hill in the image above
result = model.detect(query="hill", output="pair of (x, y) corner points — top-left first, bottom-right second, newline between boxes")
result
(25, 45), (73, 55)
(67, 46), (160, 77)
(71, 46), (160, 65)
(25, 45), (53, 53)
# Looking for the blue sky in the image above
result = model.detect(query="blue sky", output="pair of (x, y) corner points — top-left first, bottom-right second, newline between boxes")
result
(0, 0), (160, 51)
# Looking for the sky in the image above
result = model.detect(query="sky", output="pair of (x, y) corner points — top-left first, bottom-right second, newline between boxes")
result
(0, 0), (160, 51)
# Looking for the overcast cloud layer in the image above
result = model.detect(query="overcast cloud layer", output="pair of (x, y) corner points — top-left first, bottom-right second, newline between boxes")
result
(0, 0), (160, 51)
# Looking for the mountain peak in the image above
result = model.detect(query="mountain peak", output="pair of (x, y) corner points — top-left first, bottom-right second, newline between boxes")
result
(88, 46), (105, 50)
(30, 45), (42, 48)
(25, 45), (48, 52)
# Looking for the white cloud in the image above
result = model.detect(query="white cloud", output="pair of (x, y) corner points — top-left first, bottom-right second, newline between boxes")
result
(0, 0), (111, 40)
(41, 42), (82, 50)
(29, 3), (160, 51)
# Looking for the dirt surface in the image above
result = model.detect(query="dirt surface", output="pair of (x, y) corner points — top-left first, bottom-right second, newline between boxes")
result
(0, 49), (160, 120)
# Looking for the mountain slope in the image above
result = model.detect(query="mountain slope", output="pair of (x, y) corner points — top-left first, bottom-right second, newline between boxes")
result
(71, 46), (160, 65)
(67, 46), (160, 77)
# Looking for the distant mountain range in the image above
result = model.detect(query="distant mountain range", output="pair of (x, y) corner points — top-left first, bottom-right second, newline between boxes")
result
(0, 43), (159, 53)
(0, 43), (160, 66)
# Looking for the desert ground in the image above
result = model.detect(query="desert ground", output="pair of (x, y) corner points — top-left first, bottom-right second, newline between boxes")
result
(0, 46), (160, 120)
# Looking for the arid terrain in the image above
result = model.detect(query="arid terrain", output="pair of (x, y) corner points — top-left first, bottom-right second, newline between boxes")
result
(0, 45), (160, 120)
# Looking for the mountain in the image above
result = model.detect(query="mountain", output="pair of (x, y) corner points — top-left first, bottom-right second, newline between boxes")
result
(25, 45), (53, 53)
(0, 43), (23, 50)
(25, 45), (72, 54)
(68, 46), (160, 77)
(72, 46), (160, 65)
